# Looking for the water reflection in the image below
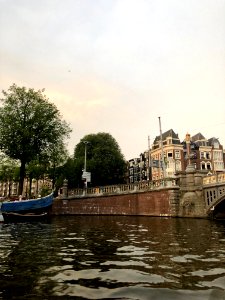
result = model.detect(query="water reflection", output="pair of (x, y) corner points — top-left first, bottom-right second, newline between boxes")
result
(0, 216), (225, 299)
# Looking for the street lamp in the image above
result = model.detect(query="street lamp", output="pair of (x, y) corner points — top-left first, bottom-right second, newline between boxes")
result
(148, 135), (152, 181)
(82, 141), (90, 189)
(158, 117), (166, 178)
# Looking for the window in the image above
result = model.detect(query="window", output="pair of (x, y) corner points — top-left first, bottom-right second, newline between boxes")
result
(175, 150), (180, 159)
(201, 162), (206, 170)
(200, 152), (205, 159)
(191, 151), (197, 159)
(206, 152), (211, 159)
(168, 152), (173, 158)
(207, 163), (211, 170)
(214, 142), (219, 149)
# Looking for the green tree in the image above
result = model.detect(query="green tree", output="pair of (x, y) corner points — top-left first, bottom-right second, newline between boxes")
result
(0, 84), (72, 195)
(73, 133), (126, 187)
(26, 142), (69, 197)
(60, 157), (78, 188)
(26, 159), (47, 197)
(0, 154), (20, 197)
(47, 142), (69, 190)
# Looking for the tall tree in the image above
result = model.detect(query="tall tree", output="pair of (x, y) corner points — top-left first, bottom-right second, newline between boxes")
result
(0, 155), (20, 197)
(47, 142), (69, 190)
(74, 133), (126, 187)
(0, 84), (72, 195)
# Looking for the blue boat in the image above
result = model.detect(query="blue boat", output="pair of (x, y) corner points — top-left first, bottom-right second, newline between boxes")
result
(0, 193), (53, 222)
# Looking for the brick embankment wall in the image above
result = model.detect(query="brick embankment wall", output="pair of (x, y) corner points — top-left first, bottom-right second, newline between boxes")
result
(52, 189), (177, 217)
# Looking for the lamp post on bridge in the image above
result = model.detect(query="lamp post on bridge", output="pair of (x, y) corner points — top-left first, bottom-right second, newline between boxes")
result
(82, 141), (90, 190)
(148, 135), (152, 181)
(158, 117), (166, 178)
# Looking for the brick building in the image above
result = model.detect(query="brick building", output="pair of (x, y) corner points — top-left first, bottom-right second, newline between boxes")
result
(127, 130), (225, 183)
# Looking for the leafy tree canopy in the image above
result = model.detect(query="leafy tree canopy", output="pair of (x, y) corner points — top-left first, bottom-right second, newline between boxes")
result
(0, 84), (72, 195)
(0, 153), (20, 182)
(73, 132), (126, 187)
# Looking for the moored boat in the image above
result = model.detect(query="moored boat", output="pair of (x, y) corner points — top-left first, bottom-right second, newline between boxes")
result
(0, 193), (53, 223)
(2, 212), (49, 223)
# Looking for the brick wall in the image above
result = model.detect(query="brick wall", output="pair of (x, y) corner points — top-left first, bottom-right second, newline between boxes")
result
(52, 189), (174, 217)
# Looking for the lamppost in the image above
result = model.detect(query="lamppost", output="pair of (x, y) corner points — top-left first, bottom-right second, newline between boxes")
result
(148, 135), (152, 181)
(158, 117), (166, 178)
(82, 141), (90, 189)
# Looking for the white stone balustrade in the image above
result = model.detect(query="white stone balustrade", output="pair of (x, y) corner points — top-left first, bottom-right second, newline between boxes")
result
(64, 178), (177, 198)
(203, 172), (225, 186)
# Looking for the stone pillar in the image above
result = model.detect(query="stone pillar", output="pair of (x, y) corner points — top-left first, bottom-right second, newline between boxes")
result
(185, 164), (196, 187)
(194, 172), (204, 186)
(178, 165), (206, 218)
(169, 188), (180, 216)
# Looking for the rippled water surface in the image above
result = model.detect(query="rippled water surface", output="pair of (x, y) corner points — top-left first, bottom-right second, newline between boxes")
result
(1, 216), (225, 299)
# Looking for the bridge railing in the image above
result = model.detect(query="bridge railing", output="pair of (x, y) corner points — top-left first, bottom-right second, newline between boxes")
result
(65, 178), (177, 198)
(203, 173), (225, 186)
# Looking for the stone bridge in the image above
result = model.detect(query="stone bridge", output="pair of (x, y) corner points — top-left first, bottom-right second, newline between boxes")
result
(203, 173), (225, 218)
(52, 166), (225, 219)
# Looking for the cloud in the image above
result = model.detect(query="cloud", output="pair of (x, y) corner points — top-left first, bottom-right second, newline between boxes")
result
(1, 0), (225, 159)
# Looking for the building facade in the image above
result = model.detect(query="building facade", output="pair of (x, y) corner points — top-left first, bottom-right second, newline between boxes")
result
(0, 178), (52, 198)
(127, 130), (225, 183)
(150, 129), (184, 180)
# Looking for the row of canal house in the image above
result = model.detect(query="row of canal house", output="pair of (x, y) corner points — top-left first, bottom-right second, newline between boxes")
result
(0, 177), (53, 198)
(128, 130), (225, 183)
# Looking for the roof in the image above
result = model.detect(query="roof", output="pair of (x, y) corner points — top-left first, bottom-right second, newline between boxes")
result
(191, 132), (206, 142)
(208, 137), (221, 146)
(153, 129), (180, 144)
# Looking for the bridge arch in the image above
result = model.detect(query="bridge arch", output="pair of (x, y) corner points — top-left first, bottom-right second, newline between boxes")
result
(208, 196), (225, 219)
(205, 190), (225, 218)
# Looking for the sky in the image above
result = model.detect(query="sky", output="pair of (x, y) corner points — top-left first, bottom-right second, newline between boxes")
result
(1, 0), (225, 160)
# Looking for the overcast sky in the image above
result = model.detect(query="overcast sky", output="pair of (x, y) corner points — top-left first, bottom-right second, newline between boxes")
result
(1, 0), (225, 159)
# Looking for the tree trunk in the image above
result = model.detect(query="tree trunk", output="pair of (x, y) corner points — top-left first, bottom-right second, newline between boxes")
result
(52, 163), (56, 190)
(19, 160), (26, 196)
(29, 176), (32, 198)
(36, 178), (39, 196)
(8, 181), (11, 197)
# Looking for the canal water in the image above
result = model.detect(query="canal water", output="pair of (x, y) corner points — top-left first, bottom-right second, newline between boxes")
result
(1, 216), (225, 300)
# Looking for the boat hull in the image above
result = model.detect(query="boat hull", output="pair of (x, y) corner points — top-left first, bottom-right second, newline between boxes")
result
(2, 212), (50, 223)
(0, 193), (53, 223)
